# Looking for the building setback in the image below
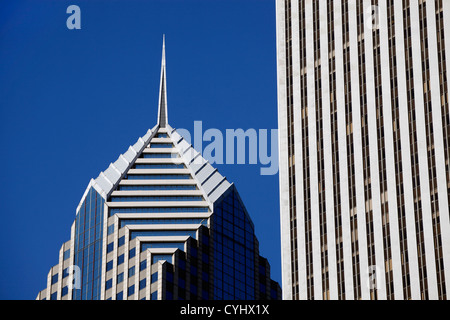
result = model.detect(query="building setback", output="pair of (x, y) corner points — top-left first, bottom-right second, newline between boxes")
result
(276, 0), (450, 299)
(36, 39), (281, 301)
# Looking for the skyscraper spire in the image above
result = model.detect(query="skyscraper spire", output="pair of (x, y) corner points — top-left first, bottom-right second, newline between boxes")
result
(157, 35), (168, 128)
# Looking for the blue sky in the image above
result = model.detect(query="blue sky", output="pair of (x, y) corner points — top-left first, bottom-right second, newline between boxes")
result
(0, 0), (280, 299)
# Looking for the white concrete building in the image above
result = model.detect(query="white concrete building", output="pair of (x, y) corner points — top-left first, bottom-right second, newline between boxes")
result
(276, 0), (450, 300)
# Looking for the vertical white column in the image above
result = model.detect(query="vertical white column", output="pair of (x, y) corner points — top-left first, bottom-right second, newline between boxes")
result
(377, 0), (404, 300)
(145, 253), (151, 299)
(275, 0), (293, 300)
(333, 0), (355, 300)
(409, 0), (438, 299)
(291, 0), (308, 300)
(348, 0), (370, 300)
(134, 240), (141, 300)
(100, 203), (109, 300)
(361, 0), (387, 299)
(426, 0), (450, 297)
(392, 0), (419, 300)
(157, 258), (163, 300)
(441, 0), (450, 295)
(123, 227), (130, 300)
(57, 247), (64, 300)
(112, 216), (119, 299)
(305, 0), (323, 299)
(69, 223), (76, 300)
(319, 0), (338, 300)
(45, 270), (52, 300)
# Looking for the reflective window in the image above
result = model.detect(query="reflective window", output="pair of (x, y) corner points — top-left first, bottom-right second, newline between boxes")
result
(139, 279), (146, 290)
(119, 185), (196, 191)
(63, 249), (70, 261)
(142, 153), (177, 159)
(110, 207), (208, 216)
(131, 230), (196, 240)
(134, 164), (185, 169)
(151, 272), (158, 283)
(73, 188), (104, 300)
(51, 274), (58, 285)
(127, 174), (191, 180)
(129, 248), (136, 259)
(110, 196), (203, 202)
(117, 254), (124, 265)
(107, 242), (114, 253)
(149, 143), (173, 148)
(128, 285), (135, 296)
(120, 218), (206, 228)
(118, 236), (125, 247)
(107, 224), (114, 235)
(212, 187), (256, 299)
(141, 242), (184, 252)
(105, 279), (112, 290)
(117, 272), (124, 284)
(128, 266), (135, 277)
(152, 254), (172, 264)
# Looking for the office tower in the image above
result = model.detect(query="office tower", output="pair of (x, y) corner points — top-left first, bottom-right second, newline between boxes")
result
(36, 39), (281, 300)
(276, 0), (450, 300)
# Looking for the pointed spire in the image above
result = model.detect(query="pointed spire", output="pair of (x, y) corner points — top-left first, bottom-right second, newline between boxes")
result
(157, 35), (168, 128)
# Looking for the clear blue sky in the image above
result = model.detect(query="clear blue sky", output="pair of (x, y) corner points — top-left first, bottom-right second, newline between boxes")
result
(0, 0), (280, 299)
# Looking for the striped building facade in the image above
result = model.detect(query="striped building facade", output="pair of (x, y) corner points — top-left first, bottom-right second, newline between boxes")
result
(276, 0), (450, 299)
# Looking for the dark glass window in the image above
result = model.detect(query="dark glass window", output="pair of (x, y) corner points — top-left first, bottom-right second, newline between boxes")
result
(118, 236), (125, 247)
(117, 254), (124, 265)
(117, 272), (124, 284)
(107, 242), (114, 253)
(51, 274), (58, 285)
(128, 285), (135, 296)
(107, 224), (114, 235)
(128, 266), (135, 277)
(139, 279), (146, 290)
(150, 143), (173, 148)
(212, 187), (256, 299)
(129, 248), (136, 259)
(152, 254), (172, 264)
(63, 249), (70, 261)
(73, 188), (104, 300)
(142, 153), (177, 159)
(105, 279), (113, 290)
(167, 271), (173, 283)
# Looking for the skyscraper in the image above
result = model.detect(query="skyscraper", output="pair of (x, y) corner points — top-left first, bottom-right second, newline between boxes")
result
(36, 39), (281, 301)
(276, 0), (450, 300)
